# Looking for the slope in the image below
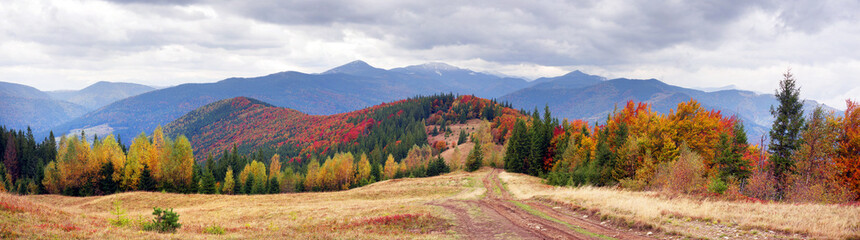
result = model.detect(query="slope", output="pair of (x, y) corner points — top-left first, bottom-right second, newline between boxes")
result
(0, 81), (88, 131)
(163, 94), (523, 162)
(47, 81), (155, 110)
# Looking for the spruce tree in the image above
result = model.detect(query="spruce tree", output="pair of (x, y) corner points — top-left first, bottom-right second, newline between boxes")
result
(244, 174), (255, 195)
(715, 121), (750, 182)
(199, 168), (216, 194)
(466, 140), (483, 172)
(504, 119), (529, 173)
(139, 165), (156, 191)
(268, 177), (279, 194)
(97, 161), (117, 195)
(768, 69), (805, 200)
(458, 129), (468, 145)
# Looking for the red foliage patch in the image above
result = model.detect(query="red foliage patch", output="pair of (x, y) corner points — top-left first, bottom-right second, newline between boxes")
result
(37, 223), (80, 232)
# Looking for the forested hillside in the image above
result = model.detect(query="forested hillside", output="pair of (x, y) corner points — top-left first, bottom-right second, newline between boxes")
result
(164, 94), (522, 164)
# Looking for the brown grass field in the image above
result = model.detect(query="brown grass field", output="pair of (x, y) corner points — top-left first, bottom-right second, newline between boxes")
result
(501, 171), (860, 239)
(2, 168), (859, 239)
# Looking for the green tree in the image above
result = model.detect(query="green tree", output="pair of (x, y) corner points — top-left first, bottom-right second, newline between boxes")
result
(243, 173), (255, 195)
(466, 140), (483, 172)
(768, 69), (805, 200)
(199, 168), (216, 194)
(97, 161), (117, 195)
(458, 129), (468, 145)
(138, 165), (156, 191)
(504, 119), (529, 173)
(715, 121), (750, 182)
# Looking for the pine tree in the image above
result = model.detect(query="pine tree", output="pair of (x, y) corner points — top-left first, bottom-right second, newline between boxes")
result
(97, 161), (117, 195)
(715, 121), (750, 182)
(199, 168), (216, 194)
(268, 177), (279, 194)
(138, 165), (156, 191)
(244, 173), (255, 195)
(458, 129), (468, 145)
(768, 69), (805, 200)
(504, 119), (529, 173)
(593, 127), (613, 186)
(466, 140), (483, 172)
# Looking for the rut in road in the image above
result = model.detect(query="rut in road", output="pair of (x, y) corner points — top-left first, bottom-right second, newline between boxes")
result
(431, 169), (653, 240)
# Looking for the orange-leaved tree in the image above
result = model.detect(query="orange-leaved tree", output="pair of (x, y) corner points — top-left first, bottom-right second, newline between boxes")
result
(835, 99), (860, 199)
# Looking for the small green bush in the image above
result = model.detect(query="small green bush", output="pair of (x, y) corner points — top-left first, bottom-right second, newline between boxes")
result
(108, 200), (131, 227)
(708, 176), (728, 194)
(142, 207), (181, 233)
(203, 225), (225, 235)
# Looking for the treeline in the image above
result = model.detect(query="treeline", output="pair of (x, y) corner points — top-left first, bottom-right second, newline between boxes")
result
(203, 144), (449, 195)
(0, 127), (57, 194)
(42, 127), (196, 196)
(505, 71), (860, 202)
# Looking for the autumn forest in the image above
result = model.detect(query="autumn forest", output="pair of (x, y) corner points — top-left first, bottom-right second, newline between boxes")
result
(1, 72), (859, 206)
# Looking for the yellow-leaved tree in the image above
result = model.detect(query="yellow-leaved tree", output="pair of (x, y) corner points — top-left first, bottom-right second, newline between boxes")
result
(92, 135), (126, 183)
(163, 135), (194, 191)
(356, 153), (371, 185)
(222, 168), (235, 194)
(122, 133), (150, 190)
(383, 154), (398, 180)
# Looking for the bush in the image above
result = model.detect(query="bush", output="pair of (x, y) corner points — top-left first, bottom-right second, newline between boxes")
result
(426, 157), (450, 177)
(708, 176), (728, 194)
(142, 207), (181, 233)
(744, 170), (777, 200)
(653, 146), (707, 194)
(203, 225), (225, 235)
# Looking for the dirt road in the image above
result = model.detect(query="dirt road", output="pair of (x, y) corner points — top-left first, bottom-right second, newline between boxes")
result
(431, 169), (652, 240)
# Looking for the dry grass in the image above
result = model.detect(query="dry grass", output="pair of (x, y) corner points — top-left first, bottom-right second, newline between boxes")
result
(500, 171), (860, 239)
(3, 170), (491, 239)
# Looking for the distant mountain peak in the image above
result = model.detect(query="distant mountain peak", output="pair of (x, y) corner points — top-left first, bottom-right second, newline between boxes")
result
(416, 62), (461, 71)
(322, 60), (384, 75)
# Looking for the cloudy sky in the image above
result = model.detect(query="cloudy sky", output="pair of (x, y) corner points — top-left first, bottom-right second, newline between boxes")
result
(1, 0), (858, 109)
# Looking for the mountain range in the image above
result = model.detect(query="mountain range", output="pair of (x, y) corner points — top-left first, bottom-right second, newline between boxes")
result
(0, 81), (156, 133)
(1, 60), (839, 141)
(48, 81), (155, 110)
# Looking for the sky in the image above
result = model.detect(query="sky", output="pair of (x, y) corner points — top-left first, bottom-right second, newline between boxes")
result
(1, 0), (858, 109)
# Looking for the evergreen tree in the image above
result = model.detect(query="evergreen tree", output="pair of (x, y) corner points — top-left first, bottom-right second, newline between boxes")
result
(466, 140), (483, 172)
(139, 165), (156, 191)
(768, 70), (805, 200)
(199, 168), (216, 194)
(268, 177), (279, 194)
(504, 119), (529, 173)
(458, 129), (468, 145)
(715, 121), (750, 182)
(244, 173), (255, 195)
(592, 127), (613, 186)
(97, 161), (117, 195)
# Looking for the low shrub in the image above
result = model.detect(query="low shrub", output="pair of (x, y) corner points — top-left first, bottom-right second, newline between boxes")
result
(142, 207), (181, 233)
(203, 225), (225, 235)
(108, 200), (131, 227)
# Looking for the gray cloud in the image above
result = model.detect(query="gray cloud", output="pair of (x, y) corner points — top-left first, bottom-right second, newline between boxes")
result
(0, 0), (857, 109)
